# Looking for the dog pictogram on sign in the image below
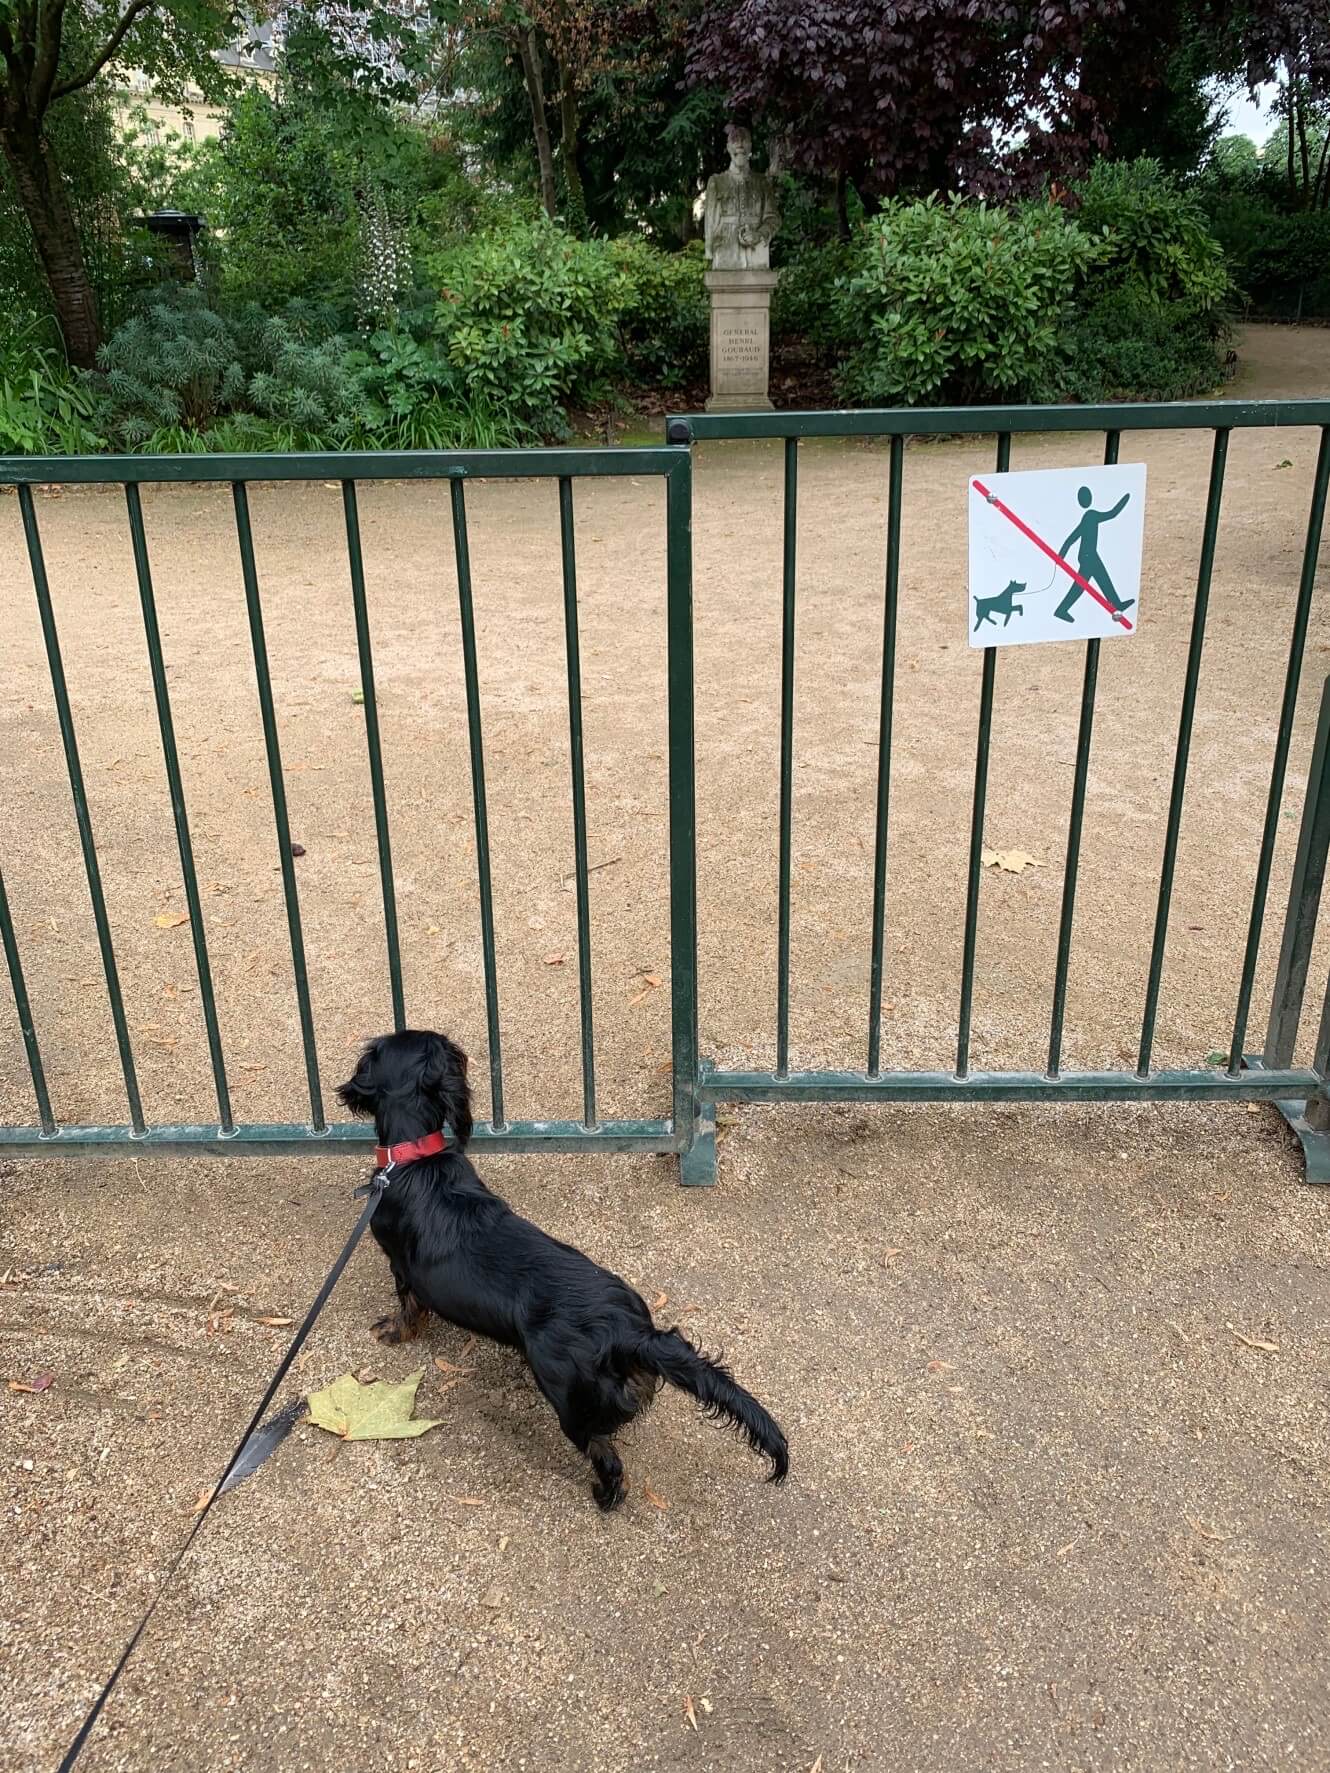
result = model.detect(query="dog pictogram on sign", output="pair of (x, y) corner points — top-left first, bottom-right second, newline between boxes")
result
(968, 462), (1147, 648)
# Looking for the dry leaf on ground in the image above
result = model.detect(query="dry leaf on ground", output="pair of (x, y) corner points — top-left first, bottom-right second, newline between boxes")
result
(153, 912), (190, 929)
(7, 1372), (55, 1394)
(305, 1369), (443, 1441)
(543, 952), (566, 965)
(644, 1483), (670, 1511)
(1229, 1325), (1280, 1353)
(683, 1696), (698, 1732)
(981, 849), (1043, 874)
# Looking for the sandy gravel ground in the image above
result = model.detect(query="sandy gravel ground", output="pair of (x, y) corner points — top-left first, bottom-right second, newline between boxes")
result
(2, 326), (1329, 1771)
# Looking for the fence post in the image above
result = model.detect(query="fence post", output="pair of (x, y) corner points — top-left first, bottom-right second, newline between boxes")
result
(663, 439), (713, 1185)
(1263, 676), (1330, 1069)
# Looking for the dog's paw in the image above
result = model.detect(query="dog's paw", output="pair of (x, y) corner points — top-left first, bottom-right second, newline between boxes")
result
(371, 1314), (406, 1345)
(593, 1479), (625, 1513)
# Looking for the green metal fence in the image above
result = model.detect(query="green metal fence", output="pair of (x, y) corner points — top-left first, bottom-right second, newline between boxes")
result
(4, 398), (1330, 1187)
(0, 447), (703, 1169)
(664, 399), (1330, 1185)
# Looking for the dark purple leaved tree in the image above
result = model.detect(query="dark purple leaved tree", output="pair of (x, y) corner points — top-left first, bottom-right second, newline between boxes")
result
(686, 0), (1147, 210)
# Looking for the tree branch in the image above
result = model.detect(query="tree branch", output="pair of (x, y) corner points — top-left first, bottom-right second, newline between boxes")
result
(50, 0), (162, 101)
(31, 0), (69, 111)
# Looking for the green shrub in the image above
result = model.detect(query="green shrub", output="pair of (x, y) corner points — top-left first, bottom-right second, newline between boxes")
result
(838, 196), (1101, 405)
(1060, 291), (1226, 403)
(1075, 158), (1232, 312)
(0, 313), (107, 455)
(608, 237), (707, 387)
(771, 236), (859, 364)
(1204, 194), (1330, 318)
(428, 218), (626, 437)
(98, 294), (247, 443)
(344, 329), (524, 450)
(97, 293), (370, 449)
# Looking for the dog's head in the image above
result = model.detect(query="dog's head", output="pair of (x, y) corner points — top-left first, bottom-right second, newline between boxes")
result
(337, 1028), (473, 1149)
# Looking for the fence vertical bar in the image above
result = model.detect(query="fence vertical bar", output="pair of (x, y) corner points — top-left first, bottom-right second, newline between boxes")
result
(17, 486), (144, 1133)
(956, 432), (1010, 1077)
(1046, 430), (1118, 1075)
(449, 477), (505, 1130)
(1228, 426), (1330, 1073)
(0, 867), (55, 1134)
(342, 481), (406, 1034)
(867, 433), (904, 1075)
(1264, 676), (1330, 1068)
(124, 484), (232, 1133)
(776, 437), (798, 1076)
(232, 483), (325, 1129)
(1138, 428), (1230, 1075)
(665, 455), (708, 1181)
(558, 478), (596, 1128)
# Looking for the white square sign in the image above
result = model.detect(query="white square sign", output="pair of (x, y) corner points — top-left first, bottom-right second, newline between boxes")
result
(968, 461), (1146, 647)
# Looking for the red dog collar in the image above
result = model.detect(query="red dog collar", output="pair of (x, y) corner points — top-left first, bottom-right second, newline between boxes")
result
(374, 1130), (448, 1170)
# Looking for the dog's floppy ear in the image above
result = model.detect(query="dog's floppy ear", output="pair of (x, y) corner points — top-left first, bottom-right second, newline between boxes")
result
(421, 1031), (472, 1149)
(336, 1039), (382, 1117)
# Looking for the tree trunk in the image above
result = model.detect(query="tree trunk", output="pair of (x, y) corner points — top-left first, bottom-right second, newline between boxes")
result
(1285, 64), (1297, 205)
(1294, 77), (1312, 207)
(1314, 127), (1330, 212)
(517, 27), (557, 220)
(555, 58), (586, 234)
(1, 121), (102, 367)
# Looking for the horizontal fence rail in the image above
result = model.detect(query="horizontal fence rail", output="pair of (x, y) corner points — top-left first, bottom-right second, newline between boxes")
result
(1, 446), (697, 1163)
(667, 398), (1330, 1184)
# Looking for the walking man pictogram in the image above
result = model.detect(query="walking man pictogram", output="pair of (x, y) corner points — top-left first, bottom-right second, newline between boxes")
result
(1054, 486), (1135, 623)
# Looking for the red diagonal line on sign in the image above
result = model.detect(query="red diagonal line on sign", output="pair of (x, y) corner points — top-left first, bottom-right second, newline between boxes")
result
(971, 478), (1133, 632)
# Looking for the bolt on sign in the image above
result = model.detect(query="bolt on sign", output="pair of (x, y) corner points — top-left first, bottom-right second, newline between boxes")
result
(968, 462), (1147, 647)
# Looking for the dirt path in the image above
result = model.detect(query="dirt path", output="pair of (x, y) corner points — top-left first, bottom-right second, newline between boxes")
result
(2, 326), (1330, 1770)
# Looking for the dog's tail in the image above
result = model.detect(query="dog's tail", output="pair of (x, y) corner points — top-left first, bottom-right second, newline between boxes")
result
(635, 1329), (788, 1483)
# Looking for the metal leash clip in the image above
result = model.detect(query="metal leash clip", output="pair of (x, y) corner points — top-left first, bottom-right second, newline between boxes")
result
(353, 1164), (392, 1200)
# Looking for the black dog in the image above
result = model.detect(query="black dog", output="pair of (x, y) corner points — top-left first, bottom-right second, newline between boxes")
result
(337, 1029), (789, 1510)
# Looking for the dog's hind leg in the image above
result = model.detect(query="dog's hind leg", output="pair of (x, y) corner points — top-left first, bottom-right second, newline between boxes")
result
(372, 1265), (431, 1344)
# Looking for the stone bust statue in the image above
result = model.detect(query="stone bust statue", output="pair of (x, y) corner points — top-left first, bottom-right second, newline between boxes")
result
(704, 126), (780, 271)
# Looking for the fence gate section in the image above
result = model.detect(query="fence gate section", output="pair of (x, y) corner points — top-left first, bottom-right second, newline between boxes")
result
(665, 399), (1330, 1187)
(0, 445), (702, 1172)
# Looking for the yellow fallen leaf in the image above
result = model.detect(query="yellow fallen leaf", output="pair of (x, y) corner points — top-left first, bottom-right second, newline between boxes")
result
(644, 1483), (670, 1511)
(981, 849), (1043, 874)
(305, 1369), (443, 1441)
(255, 1316), (293, 1327)
(154, 912), (190, 929)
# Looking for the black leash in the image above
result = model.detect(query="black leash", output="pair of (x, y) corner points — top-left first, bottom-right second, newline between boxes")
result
(56, 1174), (388, 1772)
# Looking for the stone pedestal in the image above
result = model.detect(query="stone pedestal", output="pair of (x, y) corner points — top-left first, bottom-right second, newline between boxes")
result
(705, 268), (779, 412)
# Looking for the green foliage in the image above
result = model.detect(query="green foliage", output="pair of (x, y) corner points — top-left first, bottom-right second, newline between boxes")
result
(608, 237), (707, 386)
(0, 313), (108, 455)
(1075, 158), (1232, 311)
(428, 218), (626, 436)
(1204, 193), (1330, 318)
(98, 294), (247, 439)
(837, 196), (1102, 405)
(771, 236), (860, 364)
(1060, 291), (1227, 402)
